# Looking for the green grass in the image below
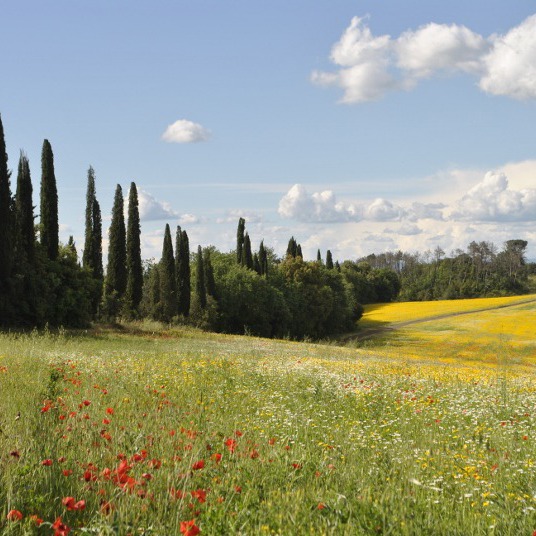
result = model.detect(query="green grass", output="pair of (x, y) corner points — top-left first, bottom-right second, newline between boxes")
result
(2, 327), (536, 534)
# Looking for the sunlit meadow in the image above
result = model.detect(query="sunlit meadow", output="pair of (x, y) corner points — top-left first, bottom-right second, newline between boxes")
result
(2, 296), (536, 535)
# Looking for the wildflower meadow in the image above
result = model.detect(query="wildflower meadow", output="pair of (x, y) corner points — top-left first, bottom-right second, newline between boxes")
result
(1, 295), (536, 535)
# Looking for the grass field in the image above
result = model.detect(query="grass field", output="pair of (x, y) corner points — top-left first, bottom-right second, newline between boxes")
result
(1, 296), (536, 534)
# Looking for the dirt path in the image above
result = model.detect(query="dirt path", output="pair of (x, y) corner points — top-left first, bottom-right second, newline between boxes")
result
(340, 297), (536, 343)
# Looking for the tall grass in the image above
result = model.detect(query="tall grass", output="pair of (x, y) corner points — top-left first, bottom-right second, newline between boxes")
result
(1, 309), (536, 534)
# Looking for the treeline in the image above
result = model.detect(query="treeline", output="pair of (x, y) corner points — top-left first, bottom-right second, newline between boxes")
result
(361, 240), (532, 301)
(0, 114), (532, 337)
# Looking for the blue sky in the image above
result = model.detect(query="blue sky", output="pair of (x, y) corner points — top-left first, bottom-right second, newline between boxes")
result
(1, 0), (536, 261)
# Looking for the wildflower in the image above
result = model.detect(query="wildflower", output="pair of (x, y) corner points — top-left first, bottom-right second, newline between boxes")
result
(42, 458), (53, 466)
(180, 519), (200, 536)
(106, 407), (114, 415)
(7, 509), (23, 521)
(29, 514), (43, 526)
(62, 497), (86, 511)
(317, 503), (326, 510)
(52, 516), (70, 536)
(191, 489), (207, 503)
(211, 453), (222, 463)
(225, 438), (237, 453)
(192, 460), (205, 470)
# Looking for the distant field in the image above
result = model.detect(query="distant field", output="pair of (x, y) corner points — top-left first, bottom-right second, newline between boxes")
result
(2, 298), (536, 534)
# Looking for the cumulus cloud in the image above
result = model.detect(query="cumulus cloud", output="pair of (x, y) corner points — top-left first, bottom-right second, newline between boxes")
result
(216, 209), (263, 224)
(480, 15), (536, 99)
(162, 119), (211, 143)
(138, 190), (179, 221)
(453, 171), (536, 222)
(384, 223), (422, 236)
(278, 184), (445, 223)
(313, 14), (536, 102)
(278, 184), (359, 222)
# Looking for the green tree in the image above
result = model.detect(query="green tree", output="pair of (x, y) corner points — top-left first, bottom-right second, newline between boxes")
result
(326, 250), (334, 270)
(236, 217), (245, 264)
(177, 229), (191, 316)
(317, 249), (322, 263)
(103, 184), (127, 317)
(40, 139), (59, 260)
(258, 240), (268, 276)
(204, 248), (217, 299)
(125, 182), (143, 316)
(243, 232), (253, 269)
(196, 245), (207, 309)
(0, 114), (13, 286)
(15, 153), (35, 263)
(159, 224), (177, 321)
(286, 237), (298, 258)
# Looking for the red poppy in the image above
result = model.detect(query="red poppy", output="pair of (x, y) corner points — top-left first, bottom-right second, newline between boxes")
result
(42, 458), (53, 466)
(52, 517), (70, 536)
(106, 407), (114, 415)
(191, 489), (207, 503)
(7, 509), (23, 521)
(211, 453), (222, 463)
(180, 519), (200, 536)
(225, 438), (237, 453)
(192, 460), (205, 470)
(29, 514), (43, 526)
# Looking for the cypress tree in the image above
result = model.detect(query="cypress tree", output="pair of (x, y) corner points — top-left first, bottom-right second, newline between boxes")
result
(83, 167), (96, 271)
(243, 232), (253, 269)
(125, 182), (143, 314)
(92, 198), (103, 281)
(253, 252), (261, 275)
(67, 235), (77, 258)
(196, 245), (206, 309)
(286, 237), (297, 258)
(105, 184), (127, 300)
(259, 240), (268, 276)
(296, 244), (303, 259)
(15, 153), (35, 263)
(0, 114), (13, 284)
(177, 229), (191, 316)
(40, 139), (59, 260)
(159, 223), (177, 321)
(326, 250), (334, 270)
(204, 248), (217, 299)
(317, 249), (322, 263)
(236, 217), (245, 264)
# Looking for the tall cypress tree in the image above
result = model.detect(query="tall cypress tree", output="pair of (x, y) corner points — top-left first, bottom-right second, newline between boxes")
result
(317, 249), (322, 263)
(92, 198), (103, 282)
(40, 139), (59, 260)
(196, 245), (206, 309)
(204, 248), (217, 299)
(326, 250), (334, 270)
(296, 244), (303, 259)
(287, 237), (298, 258)
(243, 232), (253, 269)
(259, 240), (268, 276)
(15, 153), (35, 264)
(0, 114), (13, 284)
(159, 223), (177, 321)
(83, 167), (96, 271)
(236, 217), (245, 264)
(125, 182), (143, 315)
(253, 252), (261, 275)
(105, 184), (127, 300)
(177, 229), (191, 316)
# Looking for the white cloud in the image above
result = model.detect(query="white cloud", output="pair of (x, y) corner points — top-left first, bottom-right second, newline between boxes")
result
(480, 15), (536, 99)
(216, 209), (264, 224)
(138, 190), (179, 221)
(313, 14), (536, 103)
(384, 223), (422, 236)
(178, 214), (200, 225)
(453, 171), (536, 222)
(278, 184), (359, 222)
(396, 23), (488, 78)
(364, 198), (405, 221)
(161, 119), (211, 144)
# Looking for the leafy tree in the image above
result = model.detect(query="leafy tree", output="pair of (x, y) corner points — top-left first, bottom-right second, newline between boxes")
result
(103, 184), (127, 317)
(40, 139), (59, 260)
(177, 229), (191, 316)
(125, 182), (143, 316)
(159, 223), (177, 321)
(236, 217), (245, 264)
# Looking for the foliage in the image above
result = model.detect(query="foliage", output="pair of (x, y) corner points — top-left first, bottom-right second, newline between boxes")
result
(124, 182), (143, 318)
(39, 139), (59, 261)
